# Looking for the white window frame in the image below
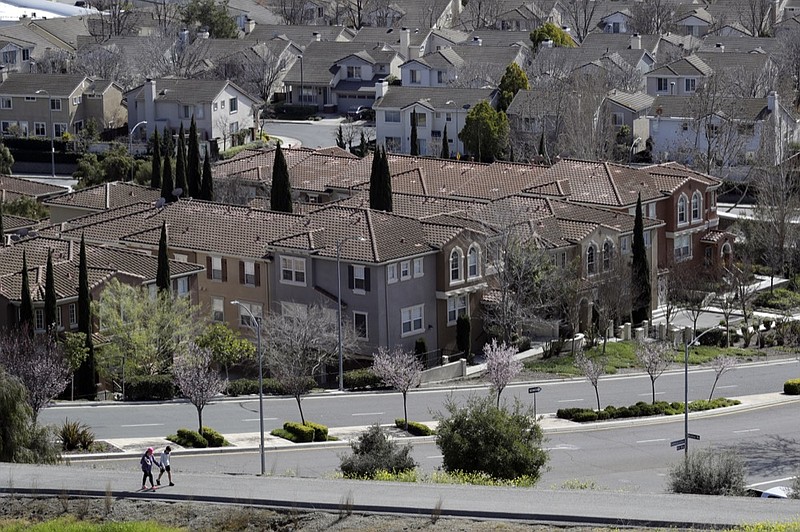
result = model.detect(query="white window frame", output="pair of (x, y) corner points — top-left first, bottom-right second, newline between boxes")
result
(691, 191), (702, 221)
(34, 308), (44, 331)
(677, 194), (688, 225)
(50, 98), (61, 111)
(602, 241), (613, 271)
(212, 297), (224, 322)
(674, 234), (691, 262)
(413, 257), (424, 278)
(229, 97), (238, 113)
(280, 256), (306, 285)
(620, 236), (630, 254)
(211, 256), (223, 281)
(685, 78), (696, 93)
(56, 306), (62, 328)
(353, 264), (366, 292)
(34, 122), (46, 136)
(400, 260), (411, 280)
(401, 304), (424, 337)
(353, 311), (368, 339)
(450, 248), (463, 284)
(410, 69), (420, 84)
(68, 303), (77, 328)
(239, 301), (264, 326)
(644, 230), (652, 248)
(54, 123), (68, 137)
(657, 78), (669, 92)
(174, 253), (188, 263)
(244, 260), (256, 286)
(467, 245), (480, 279)
(447, 295), (468, 325)
(385, 110), (400, 123)
(387, 263), (398, 283)
(0, 98), (11, 109)
(176, 277), (189, 297)
(587, 244), (597, 276)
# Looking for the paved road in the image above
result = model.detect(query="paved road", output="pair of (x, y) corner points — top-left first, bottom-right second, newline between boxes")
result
(262, 118), (343, 149)
(40, 358), (798, 439)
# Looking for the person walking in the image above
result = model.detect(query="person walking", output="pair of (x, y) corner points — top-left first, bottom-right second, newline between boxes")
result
(140, 447), (157, 490)
(156, 446), (174, 486)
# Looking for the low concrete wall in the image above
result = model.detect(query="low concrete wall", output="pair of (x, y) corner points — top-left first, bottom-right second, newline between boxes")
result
(420, 358), (467, 384)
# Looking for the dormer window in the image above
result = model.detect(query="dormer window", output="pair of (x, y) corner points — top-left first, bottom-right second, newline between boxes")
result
(410, 69), (420, 84)
(347, 65), (362, 79)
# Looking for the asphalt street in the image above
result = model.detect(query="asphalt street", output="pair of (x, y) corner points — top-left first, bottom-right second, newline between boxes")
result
(262, 118), (344, 149)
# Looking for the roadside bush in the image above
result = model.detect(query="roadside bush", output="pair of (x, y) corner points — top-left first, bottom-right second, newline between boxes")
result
(558, 399), (739, 421)
(785, 379), (800, 395)
(343, 368), (383, 390)
(59, 419), (95, 451)
(283, 421), (314, 443)
(340, 424), (416, 479)
(695, 327), (725, 347)
(395, 419), (433, 436)
(270, 428), (296, 442)
(572, 410), (598, 422)
(754, 288), (800, 311)
(200, 426), (228, 447)
(303, 421), (328, 441)
(168, 428), (208, 448)
(226, 378), (259, 396)
(435, 395), (547, 482)
(125, 375), (176, 401)
(668, 448), (745, 495)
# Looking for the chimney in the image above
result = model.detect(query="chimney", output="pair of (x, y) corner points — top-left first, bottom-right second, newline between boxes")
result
(313, 31), (321, 41)
(245, 18), (255, 34)
(198, 28), (210, 39)
(472, 36), (482, 46)
(768, 90), (777, 111)
(715, 43), (724, 52)
(541, 39), (553, 49)
(375, 79), (389, 99)
(144, 78), (156, 136)
(631, 33), (641, 50)
(105, 182), (111, 209)
(400, 27), (410, 58)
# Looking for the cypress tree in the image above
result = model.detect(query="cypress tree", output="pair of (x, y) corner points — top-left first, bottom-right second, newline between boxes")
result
(336, 126), (345, 149)
(0, 200), (5, 245)
(410, 111), (418, 156)
(369, 148), (381, 209)
(187, 116), (201, 198)
(150, 130), (162, 189)
(19, 250), (34, 333)
(156, 221), (171, 293)
(161, 151), (174, 202)
(631, 193), (651, 325)
(379, 146), (393, 212)
(175, 123), (187, 198)
(441, 124), (449, 159)
(359, 131), (367, 157)
(76, 233), (96, 400)
(44, 249), (57, 332)
(270, 143), (293, 213)
(162, 125), (173, 156)
(201, 155), (214, 201)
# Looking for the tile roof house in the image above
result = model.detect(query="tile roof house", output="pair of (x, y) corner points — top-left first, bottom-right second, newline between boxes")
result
(0, 72), (125, 137)
(43, 182), (162, 223)
(0, 174), (67, 203)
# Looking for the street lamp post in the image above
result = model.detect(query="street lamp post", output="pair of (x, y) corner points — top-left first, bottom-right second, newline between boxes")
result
(35, 89), (55, 178)
(297, 55), (304, 107)
(231, 300), (265, 475)
(682, 325), (723, 457)
(336, 236), (365, 391)
(128, 120), (147, 182)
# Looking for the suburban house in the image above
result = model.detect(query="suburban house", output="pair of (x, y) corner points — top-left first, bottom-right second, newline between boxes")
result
(675, 7), (714, 37)
(0, 174), (67, 203)
(124, 78), (263, 154)
(0, 72), (125, 137)
(0, 38), (35, 72)
(605, 89), (654, 141)
(599, 9), (632, 34)
(372, 83), (497, 156)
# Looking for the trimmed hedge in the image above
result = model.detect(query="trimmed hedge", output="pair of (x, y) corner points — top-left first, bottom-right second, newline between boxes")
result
(395, 419), (433, 436)
(303, 421), (328, 442)
(557, 398), (740, 422)
(784, 379), (800, 395)
(225, 377), (315, 396)
(169, 428), (208, 448)
(283, 421), (314, 442)
(270, 428), (297, 442)
(125, 375), (176, 401)
(754, 288), (800, 311)
(200, 426), (228, 447)
(343, 368), (384, 390)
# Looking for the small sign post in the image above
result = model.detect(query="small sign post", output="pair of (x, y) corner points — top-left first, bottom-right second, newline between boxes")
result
(688, 433), (700, 440)
(671, 439), (686, 448)
(528, 386), (542, 419)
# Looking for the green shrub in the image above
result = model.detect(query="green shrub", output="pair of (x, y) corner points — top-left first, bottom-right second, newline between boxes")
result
(785, 379), (800, 395)
(695, 327), (725, 347)
(200, 426), (227, 447)
(59, 419), (94, 451)
(340, 424), (416, 479)
(125, 375), (176, 401)
(395, 419), (433, 436)
(283, 421), (314, 442)
(343, 368), (383, 390)
(303, 421), (328, 441)
(270, 428), (297, 442)
(572, 410), (598, 422)
(558, 399), (738, 421)
(429, 470), (538, 487)
(754, 288), (800, 310)
(668, 448), (745, 495)
(435, 395), (547, 482)
(226, 378), (259, 396)
(168, 428), (208, 448)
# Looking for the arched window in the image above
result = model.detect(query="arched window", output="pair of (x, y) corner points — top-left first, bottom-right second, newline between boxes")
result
(691, 191), (702, 220)
(603, 241), (613, 271)
(677, 195), (688, 224)
(450, 248), (463, 282)
(587, 244), (597, 275)
(467, 245), (480, 278)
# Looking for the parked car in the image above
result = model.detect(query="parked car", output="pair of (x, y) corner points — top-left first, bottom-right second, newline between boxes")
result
(347, 106), (374, 121)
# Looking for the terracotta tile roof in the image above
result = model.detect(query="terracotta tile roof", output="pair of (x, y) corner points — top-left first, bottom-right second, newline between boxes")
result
(2, 214), (37, 232)
(44, 181), (161, 211)
(452, 163), (548, 200)
(700, 229), (729, 244)
(335, 191), (487, 219)
(0, 175), (69, 201)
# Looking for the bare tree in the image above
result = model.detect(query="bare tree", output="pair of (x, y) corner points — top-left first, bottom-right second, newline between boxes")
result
(635, 340), (674, 404)
(673, 264), (714, 337)
(173, 343), (226, 432)
(371, 346), (422, 430)
(74, 44), (138, 91)
(592, 256), (632, 355)
(736, 0), (773, 37)
(87, 0), (137, 41)
(459, 0), (503, 30)
(449, 62), (505, 89)
(33, 48), (73, 74)
(776, 27), (800, 108)
(709, 355), (737, 400)
(265, 303), (358, 423)
(0, 329), (69, 421)
(715, 275), (738, 348)
(560, 0), (598, 43)
(628, 0), (674, 35)
(574, 352), (606, 412)
(484, 339), (522, 407)
(274, 0), (314, 24)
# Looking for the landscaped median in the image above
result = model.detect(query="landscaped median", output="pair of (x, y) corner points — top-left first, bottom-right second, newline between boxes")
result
(557, 398), (741, 422)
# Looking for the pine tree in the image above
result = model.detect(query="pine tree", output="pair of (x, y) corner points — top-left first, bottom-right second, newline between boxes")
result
(631, 193), (651, 325)
(175, 124), (187, 198)
(336, 126), (345, 149)
(156, 221), (171, 293)
(75, 233), (96, 400)
(19, 250), (34, 333)
(150, 130), (162, 189)
(201, 155), (214, 201)
(187, 116), (201, 198)
(410, 111), (418, 156)
(270, 143), (293, 213)
(379, 146), (393, 212)
(44, 249), (57, 332)
(161, 151), (175, 202)
(441, 124), (450, 159)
